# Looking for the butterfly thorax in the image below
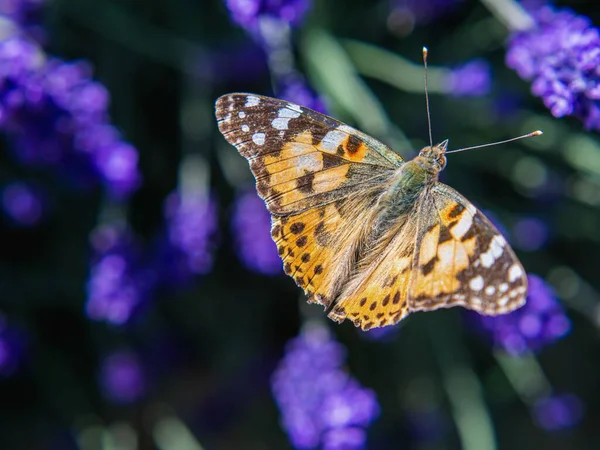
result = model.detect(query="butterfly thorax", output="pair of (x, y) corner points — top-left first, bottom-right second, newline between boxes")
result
(378, 143), (447, 216)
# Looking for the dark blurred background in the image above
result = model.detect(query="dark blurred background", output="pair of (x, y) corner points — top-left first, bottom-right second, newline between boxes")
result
(1, 0), (600, 449)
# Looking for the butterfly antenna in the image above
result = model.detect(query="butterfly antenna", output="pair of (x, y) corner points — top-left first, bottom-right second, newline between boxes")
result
(423, 47), (434, 148)
(445, 130), (543, 154)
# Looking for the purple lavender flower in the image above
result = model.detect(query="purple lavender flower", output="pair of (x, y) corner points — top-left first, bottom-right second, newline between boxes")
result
(271, 325), (379, 449)
(388, 0), (463, 28)
(0, 0), (45, 34)
(0, 37), (140, 198)
(99, 350), (146, 404)
(231, 189), (281, 275)
(506, 6), (600, 130)
(470, 274), (570, 355)
(1, 181), (44, 226)
(359, 323), (401, 341)
(225, 0), (312, 31)
(86, 225), (155, 325)
(444, 59), (491, 97)
(278, 78), (327, 113)
(512, 217), (549, 251)
(157, 190), (218, 286)
(532, 393), (584, 431)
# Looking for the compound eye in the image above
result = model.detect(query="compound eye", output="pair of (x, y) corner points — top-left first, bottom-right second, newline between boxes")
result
(438, 155), (447, 169)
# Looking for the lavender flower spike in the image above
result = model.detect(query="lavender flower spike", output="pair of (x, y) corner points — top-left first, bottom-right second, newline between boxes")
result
(506, 6), (600, 131)
(231, 189), (281, 275)
(225, 0), (312, 31)
(271, 324), (379, 449)
(532, 393), (584, 431)
(99, 350), (146, 404)
(86, 225), (155, 325)
(444, 59), (491, 97)
(158, 189), (218, 286)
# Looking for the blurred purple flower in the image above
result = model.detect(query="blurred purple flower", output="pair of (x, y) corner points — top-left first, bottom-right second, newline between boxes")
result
(279, 78), (327, 113)
(0, 0), (45, 33)
(0, 37), (140, 198)
(444, 59), (491, 97)
(225, 0), (312, 31)
(406, 407), (449, 441)
(388, 0), (463, 29)
(157, 190), (218, 286)
(470, 274), (570, 355)
(1, 181), (44, 226)
(532, 393), (584, 431)
(271, 325), (379, 449)
(100, 350), (146, 404)
(512, 217), (549, 251)
(0, 314), (25, 376)
(359, 323), (401, 342)
(231, 189), (281, 275)
(86, 225), (156, 325)
(506, 6), (600, 130)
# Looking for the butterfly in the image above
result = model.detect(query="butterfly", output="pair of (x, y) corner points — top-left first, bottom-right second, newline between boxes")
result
(215, 93), (528, 330)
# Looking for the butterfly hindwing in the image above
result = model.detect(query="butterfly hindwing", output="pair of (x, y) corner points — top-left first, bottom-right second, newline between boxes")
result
(215, 94), (403, 215)
(272, 190), (385, 309)
(409, 183), (527, 315)
(328, 183), (527, 330)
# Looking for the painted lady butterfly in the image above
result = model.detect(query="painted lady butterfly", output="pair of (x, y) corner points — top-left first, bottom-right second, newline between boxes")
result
(215, 93), (529, 330)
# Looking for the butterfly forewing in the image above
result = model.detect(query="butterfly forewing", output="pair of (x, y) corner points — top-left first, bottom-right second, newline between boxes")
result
(215, 94), (403, 215)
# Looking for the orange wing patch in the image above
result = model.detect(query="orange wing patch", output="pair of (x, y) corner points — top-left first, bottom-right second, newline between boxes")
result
(328, 219), (419, 330)
(271, 203), (344, 306)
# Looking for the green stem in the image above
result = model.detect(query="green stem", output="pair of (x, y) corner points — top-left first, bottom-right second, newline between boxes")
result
(343, 39), (448, 94)
(428, 314), (497, 450)
(479, 0), (536, 32)
(494, 351), (551, 404)
(301, 29), (410, 153)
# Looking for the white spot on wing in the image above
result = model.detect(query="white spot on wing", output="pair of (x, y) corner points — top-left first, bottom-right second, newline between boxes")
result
(296, 154), (323, 172)
(238, 111), (246, 118)
(479, 235), (506, 268)
(272, 118), (290, 130)
(469, 276), (484, 291)
(271, 108), (301, 130)
(245, 95), (260, 107)
(241, 124), (249, 132)
(499, 283), (508, 293)
(509, 264), (523, 282)
(279, 108), (301, 118)
(319, 129), (347, 153)
(480, 252), (494, 268)
(252, 132), (265, 145)
(490, 235), (506, 258)
(465, 203), (477, 215)
(450, 213), (473, 240)
(286, 103), (302, 113)
(485, 286), (496, 295)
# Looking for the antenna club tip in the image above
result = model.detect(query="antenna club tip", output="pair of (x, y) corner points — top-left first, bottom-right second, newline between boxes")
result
(532, 130), (543, 136)
(423, 46), (428, 54)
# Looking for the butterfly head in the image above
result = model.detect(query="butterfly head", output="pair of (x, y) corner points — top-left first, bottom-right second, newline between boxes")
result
(418, 139), (448, 173)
